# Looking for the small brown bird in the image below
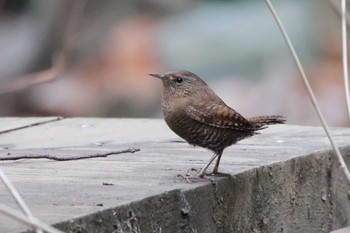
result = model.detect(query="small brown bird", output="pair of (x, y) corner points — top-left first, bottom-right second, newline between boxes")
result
(150, 70), (285, 177)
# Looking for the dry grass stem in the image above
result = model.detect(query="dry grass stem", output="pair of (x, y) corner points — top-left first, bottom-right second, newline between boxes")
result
(265, 0), (350, 184)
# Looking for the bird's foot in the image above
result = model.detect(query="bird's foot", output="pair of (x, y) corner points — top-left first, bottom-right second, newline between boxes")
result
(176, 168), (215, 183)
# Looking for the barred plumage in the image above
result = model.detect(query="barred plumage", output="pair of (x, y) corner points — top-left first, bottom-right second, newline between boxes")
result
(150, 70), (286, 177)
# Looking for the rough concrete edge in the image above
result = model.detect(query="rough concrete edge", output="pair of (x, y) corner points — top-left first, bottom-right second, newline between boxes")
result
(22, 146), (350, 233)
(179, 146), (350, 233)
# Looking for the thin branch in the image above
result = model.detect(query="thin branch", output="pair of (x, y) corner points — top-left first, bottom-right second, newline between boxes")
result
(0, 54), (65, 94)
(0, 149), (140, 161)
(0, 204), (64, 233)
(341, 0), (350, 118)
(0, 170), (43, 233)
(265, 0), (350, 184)
(0, 0), (86, 94)
(326, 0), (350, 118)
(329, 0), (350, 27)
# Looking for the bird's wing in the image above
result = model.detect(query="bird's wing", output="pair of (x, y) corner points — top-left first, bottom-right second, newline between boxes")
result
(185, 103), (255, 131)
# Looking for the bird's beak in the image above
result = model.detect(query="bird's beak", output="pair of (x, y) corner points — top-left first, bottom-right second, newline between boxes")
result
(149, 73), (165, 79)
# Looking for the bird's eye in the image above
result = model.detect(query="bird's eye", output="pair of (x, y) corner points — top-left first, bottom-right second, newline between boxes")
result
(176, 77), (183, 83)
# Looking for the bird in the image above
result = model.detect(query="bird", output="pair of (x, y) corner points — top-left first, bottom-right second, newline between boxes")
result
(149, 70), (285, 178)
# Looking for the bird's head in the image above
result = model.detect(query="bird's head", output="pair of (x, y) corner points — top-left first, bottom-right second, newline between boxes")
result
(149, 70), (208, 98)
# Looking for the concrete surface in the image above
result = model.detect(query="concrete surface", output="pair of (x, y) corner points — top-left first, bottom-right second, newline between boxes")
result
(0, 118), (349, 233)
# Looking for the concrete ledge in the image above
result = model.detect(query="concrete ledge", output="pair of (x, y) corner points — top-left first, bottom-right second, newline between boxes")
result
(0, 118), (349, 232)
(51, 148), (350, 233)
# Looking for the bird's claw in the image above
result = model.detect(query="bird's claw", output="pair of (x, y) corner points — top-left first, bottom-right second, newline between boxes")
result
(176, 168), (215, 183)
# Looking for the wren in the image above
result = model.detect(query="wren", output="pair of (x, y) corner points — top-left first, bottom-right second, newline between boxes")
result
(150, 70), (285, 177)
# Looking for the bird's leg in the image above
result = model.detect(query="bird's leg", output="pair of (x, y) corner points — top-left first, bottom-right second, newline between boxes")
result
(198, 153), (218, 177)
(212, 151), (223, 174)
(177, 153), (219, 182)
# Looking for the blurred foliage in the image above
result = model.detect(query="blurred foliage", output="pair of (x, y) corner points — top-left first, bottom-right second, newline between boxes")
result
(0, 0), (348, 126)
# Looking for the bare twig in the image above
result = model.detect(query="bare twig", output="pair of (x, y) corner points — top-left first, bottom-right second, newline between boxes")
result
(329, 0), (350, 27)
(0, 54), (65, 94)
(0, 149), (140, 161)
(0, 204), (64, 233)
(265, 0), (350, 184)
(0, 0), (86, 94)
(341, 0), (350, 119)
(0, 170), (43, 233)
(332, 0), (350, 119)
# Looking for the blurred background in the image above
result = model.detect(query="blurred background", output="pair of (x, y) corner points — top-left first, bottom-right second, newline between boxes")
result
(0, 0), (347, 126)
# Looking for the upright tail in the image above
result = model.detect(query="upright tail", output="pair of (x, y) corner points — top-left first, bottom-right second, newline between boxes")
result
(248, 115), (286, 130)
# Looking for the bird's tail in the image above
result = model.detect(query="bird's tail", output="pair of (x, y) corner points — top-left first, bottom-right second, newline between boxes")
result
(248, 115), (286, 130)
